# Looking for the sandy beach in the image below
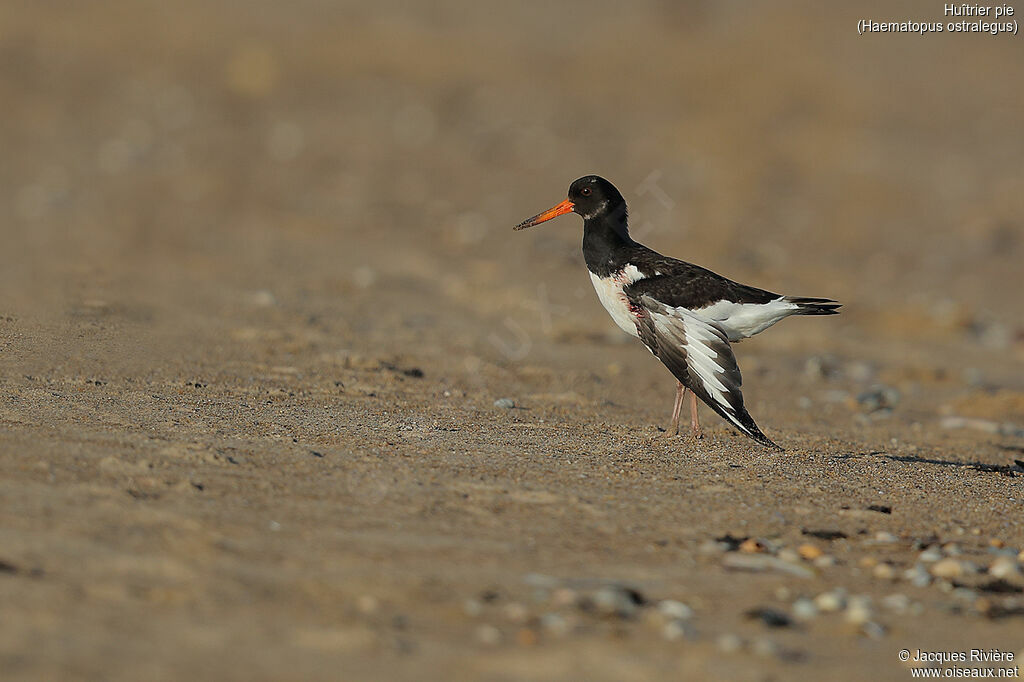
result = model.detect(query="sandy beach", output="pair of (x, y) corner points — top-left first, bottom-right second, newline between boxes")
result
(1, 1), (1023, 680)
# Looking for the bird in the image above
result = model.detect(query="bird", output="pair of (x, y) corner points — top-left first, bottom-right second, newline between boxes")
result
(514, 175), (840, 449)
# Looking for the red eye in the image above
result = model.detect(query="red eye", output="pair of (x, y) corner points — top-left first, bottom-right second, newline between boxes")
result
(581, 187), (592, 196)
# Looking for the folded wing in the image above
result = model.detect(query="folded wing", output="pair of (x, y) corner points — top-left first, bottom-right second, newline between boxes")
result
(631, 293), (779, 449)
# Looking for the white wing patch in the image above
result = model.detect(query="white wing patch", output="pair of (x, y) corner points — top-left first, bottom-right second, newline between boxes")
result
(648, 305), (733, 410)
(589, 264), (646, 338)
(696, 296), (798, 341)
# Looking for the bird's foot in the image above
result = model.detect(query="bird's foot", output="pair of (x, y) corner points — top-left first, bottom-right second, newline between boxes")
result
(656, 424), (679, 440)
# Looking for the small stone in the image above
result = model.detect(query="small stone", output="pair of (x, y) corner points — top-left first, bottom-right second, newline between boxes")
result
(814, 590), (846, 612)
(859, 556), (879, 569)
(515, 628), (537, 646)
(778, 549), (801, 564)
(874, 531), (899, 544)
(989, 556), (1022, 581)
(662, 620), (690, 641)
(503, 602), (528, 623)
(904, 564), (932, 587)
(657, 599), (693, 620)
(857, 385), (901, 412)
(356, 595), (379, 615)
(814, 555), (837, 568)
(930, 558), (975, 579)
(739, 538), (768, 553)
(989, 539), (1005, 549)
(540, 613), (569, 636)
(752, 638), (779, 657)
(941, 542), (963, 556)
(861, 621), (887, 639)
(792, 597), (818, 621)
(476, 624), (501, 645)
(551, 587), (578, 607)
(592, 586), (642, 618)
(745, 607), (792, 628)
(722, 553), (815, 578)
(881, 593), (910, 614)
(918, 546), (943, 563)
(493, 398), (516, 409)
(717, 633), (744, 653)
(844, 596), (873, 625)
(952, 587), (977, 602)
(873, 563), (897, 580)
(797, 543), (823, 560)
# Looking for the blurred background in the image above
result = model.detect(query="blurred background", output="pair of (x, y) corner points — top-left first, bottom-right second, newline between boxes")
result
(3, 1), (1022, 398)
(2, 1), (1023, 679)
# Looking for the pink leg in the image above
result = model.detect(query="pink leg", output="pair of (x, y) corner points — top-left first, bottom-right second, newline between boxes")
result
(689, 389), (703, 439)
(662, 380), (685, 437)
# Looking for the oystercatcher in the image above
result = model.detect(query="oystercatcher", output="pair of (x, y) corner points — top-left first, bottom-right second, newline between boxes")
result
(514, 175), (840, 449)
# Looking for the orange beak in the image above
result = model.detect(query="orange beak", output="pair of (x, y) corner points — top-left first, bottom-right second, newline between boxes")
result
(514, 198), (575, 230)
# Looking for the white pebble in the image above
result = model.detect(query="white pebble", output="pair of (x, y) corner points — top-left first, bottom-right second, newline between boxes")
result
(717, 633), (744, 653)
(881, 593), (910, 613)
(814, 589), (846, 612)
(989, 556), (1022, 580)
(657, 599), (693, 620)
(792, 597), (818, 621)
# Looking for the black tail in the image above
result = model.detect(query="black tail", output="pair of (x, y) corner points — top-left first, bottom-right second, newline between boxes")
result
(787, 297), (841, 315)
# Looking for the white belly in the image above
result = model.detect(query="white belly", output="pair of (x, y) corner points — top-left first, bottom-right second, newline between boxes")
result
(589, 266), (644, 337)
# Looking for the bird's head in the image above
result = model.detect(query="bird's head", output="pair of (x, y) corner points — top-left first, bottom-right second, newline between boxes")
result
(514, 175), (625, 230)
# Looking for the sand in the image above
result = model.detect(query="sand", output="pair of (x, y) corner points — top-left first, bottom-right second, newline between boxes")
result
(1, 1), (1023, 680)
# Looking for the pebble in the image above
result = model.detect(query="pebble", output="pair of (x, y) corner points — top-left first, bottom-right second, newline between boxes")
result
(752, 638), (779, 657)
(873, 563), (897, 580)
(476, 624), (501, 645)
(881, 593), (910, 614)
(792, 597), (819, 621)
(989, 556), (1023, 581)
(856, 385), (901, 412)
(551, 587), (578, 607)
(814, 589), (846, 612)
(540, 613), (569, 636)
(861, 621), (887, 639)
(844, 596), (874, 625)
(657, 599), (693, 620)
(814, 555), (837, 568)
(918, 546), (943, 563)
(941, 542), (963, 556)
(516, 628), (537, 647)
(874, 531), (899, 544)
(503, 602), (528, 623)
(952, 587), (978, 602)
(356, 595), (379, 615)
(739, 538), (768, 553)
(592, 586), (641, 618)
(717, 633), (744, 653)
(797, 543), (823, 560)
(930, 558), (975, 579)
(662, 620), (691, 641)
(904, 564), (932, 587)
(778, 549), (801, 564)
(493, 398), (516, 409)
(463, 599), (483, 617)
(723, 553), (814, 578)
(746, 607), (792, 628)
